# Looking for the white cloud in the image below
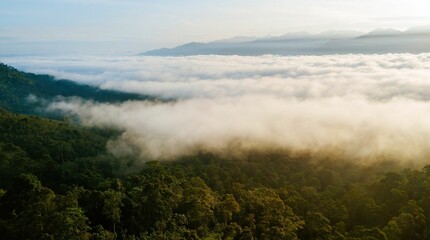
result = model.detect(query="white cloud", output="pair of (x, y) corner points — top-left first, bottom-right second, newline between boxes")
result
(5, 54), (430, 100)
(48, 95), (430, 164)
(5, 54), (430, 163)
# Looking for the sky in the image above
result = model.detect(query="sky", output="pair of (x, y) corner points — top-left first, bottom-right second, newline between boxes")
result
(1, 0), (430, 54)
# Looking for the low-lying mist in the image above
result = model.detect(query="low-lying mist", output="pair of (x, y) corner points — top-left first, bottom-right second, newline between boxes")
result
(13, 53), (430, 164)
(5, 54), (430, 100)
(48, 96), (430, 164)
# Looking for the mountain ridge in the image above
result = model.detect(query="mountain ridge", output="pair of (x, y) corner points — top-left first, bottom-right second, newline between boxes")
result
(0, 62), (151, 117)
(141, 26), (430, 56)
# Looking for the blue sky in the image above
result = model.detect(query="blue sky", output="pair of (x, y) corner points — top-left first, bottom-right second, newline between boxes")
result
(1, 0), (430, 54)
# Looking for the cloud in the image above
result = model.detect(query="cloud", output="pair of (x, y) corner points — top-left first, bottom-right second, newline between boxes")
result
(4, 54), (430, 100)
(6, 54), (430, 163)
(48, 95), (430, 163)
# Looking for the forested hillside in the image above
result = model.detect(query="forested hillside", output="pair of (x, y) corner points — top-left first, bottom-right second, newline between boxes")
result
(0, 63), (149, 116)
(0, 108), (429, 239)
(1, 63), (430, 239)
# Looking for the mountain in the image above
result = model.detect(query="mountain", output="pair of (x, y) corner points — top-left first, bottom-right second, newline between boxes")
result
(358, 28), (403, 38)
(140, 27), (430, 56)
(210, 36), (262, 44)
(142, 33), (332, 56)
(0, 63), (150, 116)
(322, 27), (430, 54)
(316, 30), (364, 39)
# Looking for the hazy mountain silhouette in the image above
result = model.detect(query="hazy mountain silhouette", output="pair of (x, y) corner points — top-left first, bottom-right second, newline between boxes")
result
(140, 27), (430, 56)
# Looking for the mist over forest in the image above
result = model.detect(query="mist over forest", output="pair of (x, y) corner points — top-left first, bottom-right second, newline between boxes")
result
(0, 24), (430, 240)
(2, 0), (430, 236)
(5, 54), (430, 163)
(2, 52), (430, 239)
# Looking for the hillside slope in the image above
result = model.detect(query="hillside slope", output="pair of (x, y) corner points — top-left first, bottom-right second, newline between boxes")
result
(0, 63), (150, 116)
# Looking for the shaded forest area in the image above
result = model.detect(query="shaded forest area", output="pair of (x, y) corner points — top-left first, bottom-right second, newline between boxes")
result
(0, 109), (429, 240)
(0, 63), (150, 117)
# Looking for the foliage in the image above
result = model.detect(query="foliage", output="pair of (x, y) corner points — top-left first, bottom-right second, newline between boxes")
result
(2, 63), (430, 239)
(0, 62), (150, 117)
(1, 110), (430, 239)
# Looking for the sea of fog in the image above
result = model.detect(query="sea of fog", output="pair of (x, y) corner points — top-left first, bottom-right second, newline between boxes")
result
(4, 54), (430, 163)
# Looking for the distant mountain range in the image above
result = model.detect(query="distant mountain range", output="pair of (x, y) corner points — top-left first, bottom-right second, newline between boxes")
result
(141, 26), (430, 56)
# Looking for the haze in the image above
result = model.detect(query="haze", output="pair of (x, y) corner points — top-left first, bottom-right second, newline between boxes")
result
(2, 1), (430, 162)
(1, 0), (430, 54)
(7, 54), (430, 163)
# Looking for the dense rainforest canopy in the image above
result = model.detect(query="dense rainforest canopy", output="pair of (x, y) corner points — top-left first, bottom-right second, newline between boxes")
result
(1, 63), (430, 240)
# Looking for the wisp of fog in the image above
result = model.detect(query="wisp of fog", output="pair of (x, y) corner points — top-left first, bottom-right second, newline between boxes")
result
(7, 54), (430, 163)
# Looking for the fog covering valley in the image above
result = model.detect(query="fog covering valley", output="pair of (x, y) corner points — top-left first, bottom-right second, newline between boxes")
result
(5, 0), (430, 238)
(4, 52), (430, 240)
(4, 53), (430, 163)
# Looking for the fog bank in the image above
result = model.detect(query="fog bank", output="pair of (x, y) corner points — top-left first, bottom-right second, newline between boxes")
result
(5, 54), (430, 100)
(15, 53), (429, 162)
(49, 95), (430, 163)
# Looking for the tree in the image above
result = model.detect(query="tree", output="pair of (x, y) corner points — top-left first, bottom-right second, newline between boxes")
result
(301, 212), (332, 239)
(179, 177), (217, 235)
(215, 194), (240, 225)
(44, 207), (91, 240)
(102, 189), (123, 238)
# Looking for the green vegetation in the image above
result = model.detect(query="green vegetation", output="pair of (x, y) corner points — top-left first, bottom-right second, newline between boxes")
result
(1, 63), (430, 239)
(0, 109), (429, 239)
(0, 63), (149, 116)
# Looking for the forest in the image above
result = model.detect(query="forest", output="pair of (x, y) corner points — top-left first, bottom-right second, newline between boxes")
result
(1, 63), (430, 240)
(0, 63), (150, 117)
